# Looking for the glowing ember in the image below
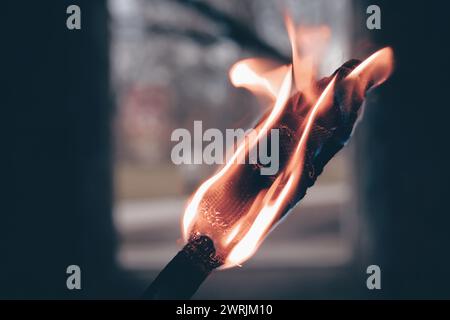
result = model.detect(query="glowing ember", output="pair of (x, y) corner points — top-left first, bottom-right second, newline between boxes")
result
(182, 16), (394, 268)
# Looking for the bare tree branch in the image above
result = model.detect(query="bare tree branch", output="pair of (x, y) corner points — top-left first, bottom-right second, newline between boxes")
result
(146, 24), (218, 46)
(166, 0), (290, 63)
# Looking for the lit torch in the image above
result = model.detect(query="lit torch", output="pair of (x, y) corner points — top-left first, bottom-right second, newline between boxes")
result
(143, 17), (394, 299)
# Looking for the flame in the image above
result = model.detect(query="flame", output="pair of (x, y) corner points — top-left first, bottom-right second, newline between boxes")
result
(346, 47), (394, 96)
(181, 17), (394, 268)
(286, 15), (331, 103)
(229, 58), (290, 101)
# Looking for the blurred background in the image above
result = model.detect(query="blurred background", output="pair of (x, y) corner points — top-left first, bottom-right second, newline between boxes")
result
(111, 0), (357, 299)
(3, 0), (450, 299)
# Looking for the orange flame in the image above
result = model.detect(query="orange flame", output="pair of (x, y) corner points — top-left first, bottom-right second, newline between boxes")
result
(182, 17), (394, 268)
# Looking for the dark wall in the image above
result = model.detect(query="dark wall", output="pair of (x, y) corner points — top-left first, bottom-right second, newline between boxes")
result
(356, 1), (450, 298)
(2, 1), (119, 298)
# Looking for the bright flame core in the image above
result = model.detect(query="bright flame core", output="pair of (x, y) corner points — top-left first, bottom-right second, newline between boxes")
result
(182, 17), (394, 268)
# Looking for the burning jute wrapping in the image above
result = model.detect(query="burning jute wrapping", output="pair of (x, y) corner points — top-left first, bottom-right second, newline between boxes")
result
(279, 59), (363, 216)
(143, 59), (368, 299)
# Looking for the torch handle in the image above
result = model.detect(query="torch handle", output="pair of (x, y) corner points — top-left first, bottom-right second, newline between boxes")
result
(142, 250), (210, 299)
